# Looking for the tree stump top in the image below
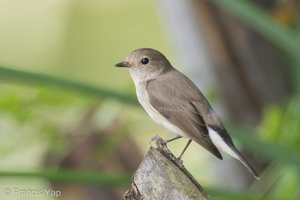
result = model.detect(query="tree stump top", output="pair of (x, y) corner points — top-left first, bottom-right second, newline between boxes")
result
(124, 136), (211, 200)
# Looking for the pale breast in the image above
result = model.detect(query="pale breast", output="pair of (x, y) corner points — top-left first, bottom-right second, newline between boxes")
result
(135, 81), (187, 138)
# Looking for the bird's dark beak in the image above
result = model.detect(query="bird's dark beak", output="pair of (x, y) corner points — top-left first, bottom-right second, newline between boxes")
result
(115, 61), (131, 68)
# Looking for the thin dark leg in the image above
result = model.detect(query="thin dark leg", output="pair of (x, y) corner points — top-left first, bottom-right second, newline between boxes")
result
(162, 136), (182, 144)
(178, 139), (192, 160)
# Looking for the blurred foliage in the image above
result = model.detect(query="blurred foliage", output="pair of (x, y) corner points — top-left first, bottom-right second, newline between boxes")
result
(254, 96), (300, 200)
(0, 66), (138, 106)
(210, 0), (300, 60)
(210, 0), (300, 92)
(0, 169), (131, 186)
(259, 96), (300, 151)
(210, 1), (300, 199)
(0, 84), (94, 158)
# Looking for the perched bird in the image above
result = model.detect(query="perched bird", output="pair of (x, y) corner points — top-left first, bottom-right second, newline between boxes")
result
(115, 48), (259, 179)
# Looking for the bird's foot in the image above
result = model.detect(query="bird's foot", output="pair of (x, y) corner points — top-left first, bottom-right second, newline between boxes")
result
(150, 135), (185, 168)
(150, 135), (164, 147)
(150, 135), (175, 159)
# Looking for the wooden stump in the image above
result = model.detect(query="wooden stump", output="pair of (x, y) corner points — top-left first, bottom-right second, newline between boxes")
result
(123, 136), (211, 200)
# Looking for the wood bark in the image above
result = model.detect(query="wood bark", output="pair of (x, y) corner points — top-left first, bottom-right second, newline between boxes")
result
(123, 136), (211, 200)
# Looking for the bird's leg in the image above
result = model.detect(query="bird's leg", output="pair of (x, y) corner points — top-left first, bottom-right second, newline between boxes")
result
(177, 139), (192, 160)
(162, 136), (182, 144)
(162, 136), (192, 161)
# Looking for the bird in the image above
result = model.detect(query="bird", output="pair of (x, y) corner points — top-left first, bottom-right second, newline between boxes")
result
(115, 48), (259, 179)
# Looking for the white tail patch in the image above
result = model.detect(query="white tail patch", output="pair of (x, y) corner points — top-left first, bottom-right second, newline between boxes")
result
(208, 127), (239, 160)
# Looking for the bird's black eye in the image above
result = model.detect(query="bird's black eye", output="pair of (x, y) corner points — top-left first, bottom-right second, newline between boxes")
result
(141, 57), (149, 65)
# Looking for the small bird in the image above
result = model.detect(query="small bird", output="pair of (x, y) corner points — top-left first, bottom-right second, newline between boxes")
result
(115, 48), (259, 179)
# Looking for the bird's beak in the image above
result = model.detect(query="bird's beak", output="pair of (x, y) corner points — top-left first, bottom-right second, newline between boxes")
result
(115, 61), (131, 68)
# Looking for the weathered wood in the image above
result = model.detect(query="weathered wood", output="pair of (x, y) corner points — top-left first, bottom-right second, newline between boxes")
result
(123, 136), (211, 200)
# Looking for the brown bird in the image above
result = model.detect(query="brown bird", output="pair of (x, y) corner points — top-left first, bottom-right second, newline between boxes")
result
(115, 48), (259, 179)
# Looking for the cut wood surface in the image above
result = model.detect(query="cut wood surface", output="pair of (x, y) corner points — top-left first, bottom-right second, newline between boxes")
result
(123, 136), (211, 200)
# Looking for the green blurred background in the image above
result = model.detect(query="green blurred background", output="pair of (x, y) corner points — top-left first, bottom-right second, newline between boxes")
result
(0, 0), (299, 199)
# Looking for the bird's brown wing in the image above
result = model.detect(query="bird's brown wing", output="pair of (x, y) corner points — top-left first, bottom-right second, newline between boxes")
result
(146, 70), (222, 159)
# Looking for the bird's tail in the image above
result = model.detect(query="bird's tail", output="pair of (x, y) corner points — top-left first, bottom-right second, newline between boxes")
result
(233, 147), (259, 180)
(208, 127), (259, 179)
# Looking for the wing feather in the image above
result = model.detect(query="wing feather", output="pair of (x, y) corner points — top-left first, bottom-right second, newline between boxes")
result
(146, 70), (222, 159)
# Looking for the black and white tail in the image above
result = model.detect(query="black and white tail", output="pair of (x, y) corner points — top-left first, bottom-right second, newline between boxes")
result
(208, 127), (259, 179)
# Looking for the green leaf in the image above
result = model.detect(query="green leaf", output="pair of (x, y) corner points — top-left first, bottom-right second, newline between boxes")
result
(207, 187), (276, 200)
(210, 0), (300, 91)
(209, 0), (300, 59)
(228, 124), (300, 169)
(0, 66), (138, 106)
(0, 169), (131, 186)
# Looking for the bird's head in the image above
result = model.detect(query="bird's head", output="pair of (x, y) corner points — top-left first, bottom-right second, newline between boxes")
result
(115, 48), (173, 83)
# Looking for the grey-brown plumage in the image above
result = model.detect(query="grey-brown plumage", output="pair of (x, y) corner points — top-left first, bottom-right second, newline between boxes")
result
(146, 70), (222, 159)
(115, 48), (259, 179)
